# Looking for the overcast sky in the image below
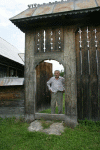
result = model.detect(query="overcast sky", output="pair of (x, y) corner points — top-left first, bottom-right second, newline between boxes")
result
(0, 0), (64, 72)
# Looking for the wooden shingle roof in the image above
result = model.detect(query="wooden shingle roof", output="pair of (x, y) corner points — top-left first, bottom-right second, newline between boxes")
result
(10, 0), (100, 32)
(10, 0), (100, 20)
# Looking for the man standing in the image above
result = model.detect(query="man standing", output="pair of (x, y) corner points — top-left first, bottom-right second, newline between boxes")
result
(47, 70), (65, 114)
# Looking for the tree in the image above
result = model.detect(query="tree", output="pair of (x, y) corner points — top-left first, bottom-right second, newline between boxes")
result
(60, 70), (64, 77)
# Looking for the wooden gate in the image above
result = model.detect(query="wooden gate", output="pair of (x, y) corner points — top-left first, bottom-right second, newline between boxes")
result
(76, 26), (100, 121)
(35, 62), (52, 112)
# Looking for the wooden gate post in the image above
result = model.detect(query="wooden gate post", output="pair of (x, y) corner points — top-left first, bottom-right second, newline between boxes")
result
(25, 30), (36, 122)
(64, 26), (78, 128)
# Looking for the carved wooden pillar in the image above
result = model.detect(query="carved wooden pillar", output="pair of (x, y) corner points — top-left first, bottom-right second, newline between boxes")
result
(64, 26), (78, 128)
(25, 30), (36, 122)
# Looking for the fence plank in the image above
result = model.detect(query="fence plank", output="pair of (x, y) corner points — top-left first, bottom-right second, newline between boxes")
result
(41, 30), (45, 52)
(97, 49), (100, 121)
(75, 30), (83, 120)
(76, 26), (100, 121)
(55, 27), (63, 51)
(51, 28), (56, 51)
(97, 26), (100, 121)
(81, 28), (90, 119)
(45, 29), (51, 52)
(35, 30), (42, 53)
(89, 27), (98, 121)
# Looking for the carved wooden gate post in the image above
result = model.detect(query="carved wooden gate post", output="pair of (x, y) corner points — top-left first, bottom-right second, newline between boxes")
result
(24, 30), (36, 121)
(64, 26), (78, 128)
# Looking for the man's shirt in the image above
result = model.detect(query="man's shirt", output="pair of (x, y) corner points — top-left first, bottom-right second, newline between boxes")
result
(47, 76), (65, 93)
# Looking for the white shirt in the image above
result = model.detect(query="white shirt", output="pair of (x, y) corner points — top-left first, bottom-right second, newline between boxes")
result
(47, 76), (65, 93)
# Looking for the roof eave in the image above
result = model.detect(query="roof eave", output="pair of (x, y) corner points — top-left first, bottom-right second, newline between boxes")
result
(10, 6), (100, 22)
(10, 6), (100, 32)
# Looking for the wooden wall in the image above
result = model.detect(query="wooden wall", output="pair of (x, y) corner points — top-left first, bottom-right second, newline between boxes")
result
(0, 55), (24, 78)
(0, 86), (24, 117)
(76, 26), (100, 121)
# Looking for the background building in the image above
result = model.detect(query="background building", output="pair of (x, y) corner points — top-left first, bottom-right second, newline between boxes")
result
(0, 37), (24, 118)
(0, 37), (24, 78)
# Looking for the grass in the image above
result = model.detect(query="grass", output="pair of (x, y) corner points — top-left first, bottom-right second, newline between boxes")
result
(39, 93), (65, 114)
(40, 119), (62, 129)
(0, 117), (100, 150)
(40, 119), (53, 129)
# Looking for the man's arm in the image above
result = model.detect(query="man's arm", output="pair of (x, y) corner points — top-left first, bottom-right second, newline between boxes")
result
(62, 77), (65, 92)
(47, 78), (52, 91)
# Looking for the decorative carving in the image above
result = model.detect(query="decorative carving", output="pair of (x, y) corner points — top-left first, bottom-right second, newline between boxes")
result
(28, 0), (68, 8)
(86, 27), (90, 47)
(37, 32), (40, 51)
(93, 29), (98, 75)
(50, 30), (54, 50)
(78, 28), (82, 48)
(58, 29), (62, 50)
(78, 27), (99, 75)
(35, 28), (63, 53)
(94, 29), (98, 47)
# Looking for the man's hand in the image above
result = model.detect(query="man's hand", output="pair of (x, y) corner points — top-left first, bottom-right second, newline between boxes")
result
(50, 90), (52, 93)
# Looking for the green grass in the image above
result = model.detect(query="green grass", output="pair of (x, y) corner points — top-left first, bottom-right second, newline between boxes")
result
(39, 93), (65, 114)
(40, 119), (54, 129)
(40, 119), (63, 129)
(0, 117), (100, 150)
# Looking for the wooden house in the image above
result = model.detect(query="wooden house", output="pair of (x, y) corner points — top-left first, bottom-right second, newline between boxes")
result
(0, 37), (24, 77)
(0, 37), (24, 117)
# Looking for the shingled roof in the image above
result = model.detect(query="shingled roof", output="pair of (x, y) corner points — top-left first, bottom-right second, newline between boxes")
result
(10, 0), (100, 31)
(10, 0), (100, 20)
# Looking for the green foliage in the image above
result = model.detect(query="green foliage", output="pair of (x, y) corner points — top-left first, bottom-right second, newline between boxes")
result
(0, 117), (100, 150)
(78, 119), (100, 127)
(39, 106), (65, 114)
(60, 70), (64, 77)
(77, 119), (100, 132)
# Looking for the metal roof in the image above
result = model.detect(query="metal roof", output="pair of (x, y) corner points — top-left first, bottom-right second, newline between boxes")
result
(10, 0), (100, 21)
(0, 77), (24, 86)
(0, 37), (24, 65)
(18, 53), (25, 62)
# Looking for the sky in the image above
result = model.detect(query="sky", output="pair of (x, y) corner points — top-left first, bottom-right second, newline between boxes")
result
(0, 0), (64, 72)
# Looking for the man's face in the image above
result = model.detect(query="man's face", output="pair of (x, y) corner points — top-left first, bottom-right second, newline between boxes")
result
(54, 71), (60, 78)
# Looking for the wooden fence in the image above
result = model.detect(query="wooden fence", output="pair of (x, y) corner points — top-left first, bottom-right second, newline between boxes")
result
(76, 26), (100, 121)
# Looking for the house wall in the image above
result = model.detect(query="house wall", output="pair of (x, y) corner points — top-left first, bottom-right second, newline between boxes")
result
(0, 86), (24, 118)
(0, 55), (24, 78)
(0, 65), (7, 77)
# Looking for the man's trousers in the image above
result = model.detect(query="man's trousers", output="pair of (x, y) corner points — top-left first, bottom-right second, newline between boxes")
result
(51, 91), (63, 114)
